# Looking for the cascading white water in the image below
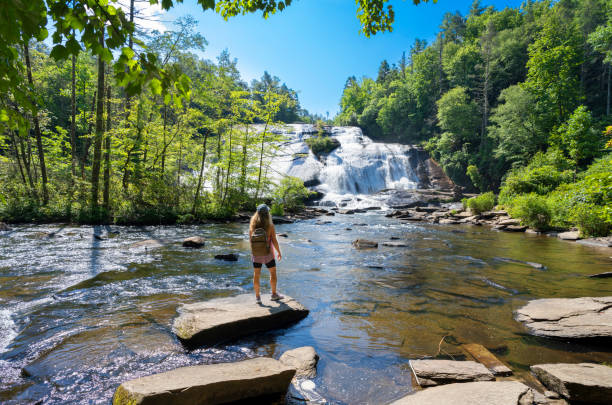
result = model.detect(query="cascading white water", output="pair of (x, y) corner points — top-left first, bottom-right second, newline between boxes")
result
(270, 124), (420, 208)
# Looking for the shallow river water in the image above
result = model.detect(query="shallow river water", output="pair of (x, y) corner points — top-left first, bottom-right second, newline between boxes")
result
(0, 213), (611, 404)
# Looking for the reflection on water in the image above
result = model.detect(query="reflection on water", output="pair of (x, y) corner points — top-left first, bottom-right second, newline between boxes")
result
(0, 214), (611, 404)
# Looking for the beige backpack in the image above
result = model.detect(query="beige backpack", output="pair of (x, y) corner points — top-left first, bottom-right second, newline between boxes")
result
(250, 227), (270, 256)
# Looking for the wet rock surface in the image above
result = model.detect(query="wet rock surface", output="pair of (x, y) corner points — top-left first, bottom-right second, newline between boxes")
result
(113, 357), (295, 405)
(352, 239), (378, 249)
(279, 346), (319, 379)
(531, 363), (612, 405)
(172, 294), (309, 348)
(389, 381), (535, 405)
(409, 359), (495, 387)
(182, 236), (205, 248)
(515, 297), (612, 339)
(214, 253), (238, 261)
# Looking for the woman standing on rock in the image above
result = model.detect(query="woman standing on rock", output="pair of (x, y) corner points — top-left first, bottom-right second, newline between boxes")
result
(249, 204), (283, 304)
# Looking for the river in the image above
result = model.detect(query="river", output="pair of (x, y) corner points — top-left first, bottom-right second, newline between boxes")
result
(1, 214), (611, 404)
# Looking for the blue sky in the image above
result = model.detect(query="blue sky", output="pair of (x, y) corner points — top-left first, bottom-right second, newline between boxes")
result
(160, 0), (526, 117)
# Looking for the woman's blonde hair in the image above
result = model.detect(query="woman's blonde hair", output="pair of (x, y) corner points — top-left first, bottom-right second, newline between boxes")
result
(250, 210), (273, 234)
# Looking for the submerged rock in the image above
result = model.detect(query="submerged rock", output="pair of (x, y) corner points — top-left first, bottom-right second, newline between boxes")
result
(172, 294), (309, 348)
(382, 241), (410, 247)
(214, 253), (238, 261)
(531, 363), (612, 405)
(352, 239), (378, 249)
(279, 346), (319, 379)
(515, 296), (612, 339)
(409, 360), (494, 387)
(577, 237), (612, 248)
(494, 257), (546, 270)
(112, 357), (295, 405)
(182, 236), (205, 248)
(129, 239), (166, 249)
(389, 381), (534, 405)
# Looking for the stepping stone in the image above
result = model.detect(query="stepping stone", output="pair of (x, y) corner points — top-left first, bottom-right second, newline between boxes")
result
(461, 344), (512, 376)
(389, 381), (534, 405)
(173, 294), (309, 348)
(409, 360), (494, 387)
(183, 236), (205, 248)
(515, 297), (612, 339)
(352, 239), (378, 248)
(279, 346), (319, 379)
(113, 357), (295, 405)
(531, 363), (612, 405)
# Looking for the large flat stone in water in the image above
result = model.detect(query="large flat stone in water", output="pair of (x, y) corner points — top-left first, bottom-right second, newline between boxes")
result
(410, 360), (494, 387)
(515, 296), (612, 339)
(173, 294), (309, 347)
(113, 357), (295, 405)
(531, 363), (612, 405)
(389, 381), (533, 405)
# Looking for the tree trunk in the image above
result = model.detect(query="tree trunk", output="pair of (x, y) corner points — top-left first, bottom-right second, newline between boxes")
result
(222, 124), (233, 204)
(70, 53), (77, 179)
(90, 30), (105, 213)
(125, 0), (135, 115)
(240, 125), (249, 195)
(103, 79), (111, 212)
(255, 119), (270, 199)
(24, 42), (49, 205)
(607, 63), (610, 116)
(192, 130), (209, 214)
(161, 106), (167, 173)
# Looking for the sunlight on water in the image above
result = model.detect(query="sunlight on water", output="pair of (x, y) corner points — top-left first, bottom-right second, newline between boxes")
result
(0, 216), (611, 404)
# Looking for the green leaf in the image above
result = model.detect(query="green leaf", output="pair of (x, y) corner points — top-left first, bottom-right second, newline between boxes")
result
(149, 78), (162, 95)
(50, 45), (69, 60)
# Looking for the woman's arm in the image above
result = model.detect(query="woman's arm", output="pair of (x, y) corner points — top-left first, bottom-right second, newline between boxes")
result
(270, 224), (282, 260)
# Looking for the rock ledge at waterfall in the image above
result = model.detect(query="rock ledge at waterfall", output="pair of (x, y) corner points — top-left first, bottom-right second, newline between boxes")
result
(112, 357), (295, 405)
(515, 297), (612, 340)
(172, 294), (309, 348)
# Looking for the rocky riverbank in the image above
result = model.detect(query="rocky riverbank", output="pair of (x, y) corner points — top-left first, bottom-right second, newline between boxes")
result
(384, 205), (612, 250)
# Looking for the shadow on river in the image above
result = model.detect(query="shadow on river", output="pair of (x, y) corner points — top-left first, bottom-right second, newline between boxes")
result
(0, 212), (611, 404)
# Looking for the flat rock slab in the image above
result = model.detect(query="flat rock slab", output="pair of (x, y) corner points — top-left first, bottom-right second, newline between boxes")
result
(389, 381), (534, 405)
(279, 346), (319, 379)
(409, 360), (494, 387)
(173, 294), (309, 348)
(531, 363), (612, 405)
(515, 297), (612, 339)
(113, 357), (295, 405)
(577, 237), (612, 248)
(461, 343), (512, 376)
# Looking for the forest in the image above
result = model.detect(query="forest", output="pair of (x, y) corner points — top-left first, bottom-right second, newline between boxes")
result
(336, 0), (612, 236)
(0, 9), (325, 224)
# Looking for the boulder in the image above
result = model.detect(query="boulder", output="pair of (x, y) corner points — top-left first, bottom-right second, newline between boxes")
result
(498, 218), (521, 226)
(439, 219), (460, 225)
(0, 222), (10, 231)
(504, 225), (527, 232)
(382, 241), (410, 247)
(515, 297), (612, 339)
(183, 236), (205, 248)
(389, 381), (535, 405)
(113, 357), (295, 405)
(352, 239), (378, 249)
(557, 231), (580, 241)
(272, 216), (295, 224)
(173, 294), (309, 348)
(531, 363), (612, 405)
(279, 346), (319, 379)
(409, 360), (495, 387)
(214, 253), (238, 262)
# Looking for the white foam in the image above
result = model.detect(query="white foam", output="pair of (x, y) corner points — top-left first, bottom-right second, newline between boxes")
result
(0, 309), (17, 353)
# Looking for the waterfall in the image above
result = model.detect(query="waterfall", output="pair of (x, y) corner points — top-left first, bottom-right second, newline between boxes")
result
(269, 124), (421, 208)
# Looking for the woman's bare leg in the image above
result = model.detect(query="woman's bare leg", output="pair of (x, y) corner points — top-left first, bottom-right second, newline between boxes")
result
(269, 266), (277, 295)
(253, 268), (262, 298)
